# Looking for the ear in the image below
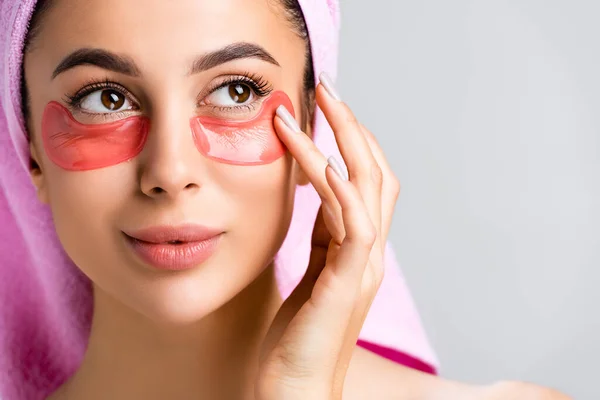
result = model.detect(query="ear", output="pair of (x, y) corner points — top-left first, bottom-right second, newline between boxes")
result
(294, 122), (312, 186)
(29, 140), (49, 204)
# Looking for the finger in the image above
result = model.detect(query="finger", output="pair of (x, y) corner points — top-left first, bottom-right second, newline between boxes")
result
(327, 124), (399, 379)
(315, 79), (376, 186)
(359, 123), (400, 244)
(261, 158), (375, 372)
(315, 80), (382, 244)
(273, 109), (331, 198)
(261, 159), (377, 389)
(316, 80), (386, 332)
(316, 160), (376, 289)
(274, 108), (345, 241)
(307, 161), (377, 380)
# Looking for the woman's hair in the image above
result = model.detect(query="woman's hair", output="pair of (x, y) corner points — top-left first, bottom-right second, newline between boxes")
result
(21, 0), (316, 132)
(277, 0), (316, 129)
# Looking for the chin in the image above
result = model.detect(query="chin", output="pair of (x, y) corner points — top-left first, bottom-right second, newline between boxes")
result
(129, 277), (237, 325)
(90, 266), (235, 327)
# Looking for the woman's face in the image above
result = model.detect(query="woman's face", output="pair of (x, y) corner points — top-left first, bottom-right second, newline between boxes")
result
(24, 0), (308, 322)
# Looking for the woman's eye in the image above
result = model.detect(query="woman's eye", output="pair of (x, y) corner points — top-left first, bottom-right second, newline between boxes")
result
(205, 83), (254, 107)
(79, 89), (133, 113)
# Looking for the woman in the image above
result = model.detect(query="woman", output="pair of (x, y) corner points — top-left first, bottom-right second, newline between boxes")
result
(0, 0), (570, 398)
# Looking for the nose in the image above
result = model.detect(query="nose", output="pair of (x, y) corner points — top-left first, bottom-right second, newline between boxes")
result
(139, 108), (202, 200)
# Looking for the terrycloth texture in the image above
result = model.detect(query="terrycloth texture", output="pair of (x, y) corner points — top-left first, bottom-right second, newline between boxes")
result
(0, 0), (439, 398)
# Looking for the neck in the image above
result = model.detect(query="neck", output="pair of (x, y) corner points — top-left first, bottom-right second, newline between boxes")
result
(55, 264), (282, 400)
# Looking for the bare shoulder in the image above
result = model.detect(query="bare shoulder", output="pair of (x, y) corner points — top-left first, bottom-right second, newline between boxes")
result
(482, 381), (573, 400)
(343, 346), (572, 400)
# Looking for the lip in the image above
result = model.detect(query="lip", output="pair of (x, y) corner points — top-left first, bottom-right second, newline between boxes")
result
(123, 225), (223, 270)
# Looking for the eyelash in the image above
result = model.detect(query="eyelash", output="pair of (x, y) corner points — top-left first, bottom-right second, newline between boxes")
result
(202, 71), (273, 113)
(63, 78), (134, 120)
(63, 72), (274, 117)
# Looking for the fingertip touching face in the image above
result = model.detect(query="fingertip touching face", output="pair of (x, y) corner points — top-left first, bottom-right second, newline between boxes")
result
(23, 0), (309, 322)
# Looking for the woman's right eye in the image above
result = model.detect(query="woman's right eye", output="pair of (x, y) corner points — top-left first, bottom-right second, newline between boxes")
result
(79, 89), (134, 113)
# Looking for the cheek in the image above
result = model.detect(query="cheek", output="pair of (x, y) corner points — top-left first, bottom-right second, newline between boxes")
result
(218, 153), (296, 249)
(190, 91), (294, 166)
(44, 166), (132, 267)
(41, 101), (150, 171)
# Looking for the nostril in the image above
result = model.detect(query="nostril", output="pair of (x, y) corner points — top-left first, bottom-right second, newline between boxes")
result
(148, 184), (196, 196)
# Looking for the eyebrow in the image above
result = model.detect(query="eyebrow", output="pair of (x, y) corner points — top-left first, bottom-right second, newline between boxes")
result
(189, 42), (280, 74)
(51, 42), (280, 80)
(52, 48), (141, 79)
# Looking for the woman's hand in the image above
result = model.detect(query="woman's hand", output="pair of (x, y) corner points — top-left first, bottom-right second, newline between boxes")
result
(255, 73), (398, 400)
(254, 74), (575, 400)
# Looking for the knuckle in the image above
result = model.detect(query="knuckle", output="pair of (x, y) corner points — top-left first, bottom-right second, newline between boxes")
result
(361, 278), (376, 297)
(307, 144), (324, 161)
(355, 223), (377, 248)
(342, 107), (359, 127)
(372, 263), (385, 287)
(360, 123), (374, 139)
(363, 266), (384, 293)
(317, 268), (356, 306)
(267, 347), (311, 381)
(369, 163), (383, 187)
(319, 276), (357, 309)
(389, 176), (401, 197)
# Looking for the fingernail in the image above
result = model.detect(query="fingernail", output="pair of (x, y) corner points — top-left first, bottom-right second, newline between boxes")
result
(319, 72), (341, 101)
(276, 105), (301, 133)
(327, 155), (348, 181)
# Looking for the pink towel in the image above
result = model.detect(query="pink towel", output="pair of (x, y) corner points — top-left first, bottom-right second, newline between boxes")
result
(0, 0), (439, 398)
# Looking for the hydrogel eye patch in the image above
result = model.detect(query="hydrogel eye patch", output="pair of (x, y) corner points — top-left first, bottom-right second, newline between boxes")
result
(41, 102), (150, 171)
(189, 91), (294, 165)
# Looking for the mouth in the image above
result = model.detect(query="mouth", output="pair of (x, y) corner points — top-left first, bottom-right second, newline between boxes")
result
(122, 224), (224, 270)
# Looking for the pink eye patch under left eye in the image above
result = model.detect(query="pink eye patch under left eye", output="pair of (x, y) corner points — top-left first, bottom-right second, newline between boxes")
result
(190, 90), (295, 165)
(41, 102), (150, 171)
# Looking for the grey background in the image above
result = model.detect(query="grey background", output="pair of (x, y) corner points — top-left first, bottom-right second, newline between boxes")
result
(337, 1), (599, 399)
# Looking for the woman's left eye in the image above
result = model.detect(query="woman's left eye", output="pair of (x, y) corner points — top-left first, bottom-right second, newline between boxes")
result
(205, 83), (254, 107)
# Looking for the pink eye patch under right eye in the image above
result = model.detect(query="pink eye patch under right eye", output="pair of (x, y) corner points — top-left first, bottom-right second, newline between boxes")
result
(41, 102), (150, 171)
(190, 90), (295, 166)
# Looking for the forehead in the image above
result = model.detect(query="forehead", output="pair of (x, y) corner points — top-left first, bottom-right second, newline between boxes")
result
(36, 0), (303, 73)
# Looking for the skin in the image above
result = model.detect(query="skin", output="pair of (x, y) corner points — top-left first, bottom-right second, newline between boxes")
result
(22, 0), (572, 398)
